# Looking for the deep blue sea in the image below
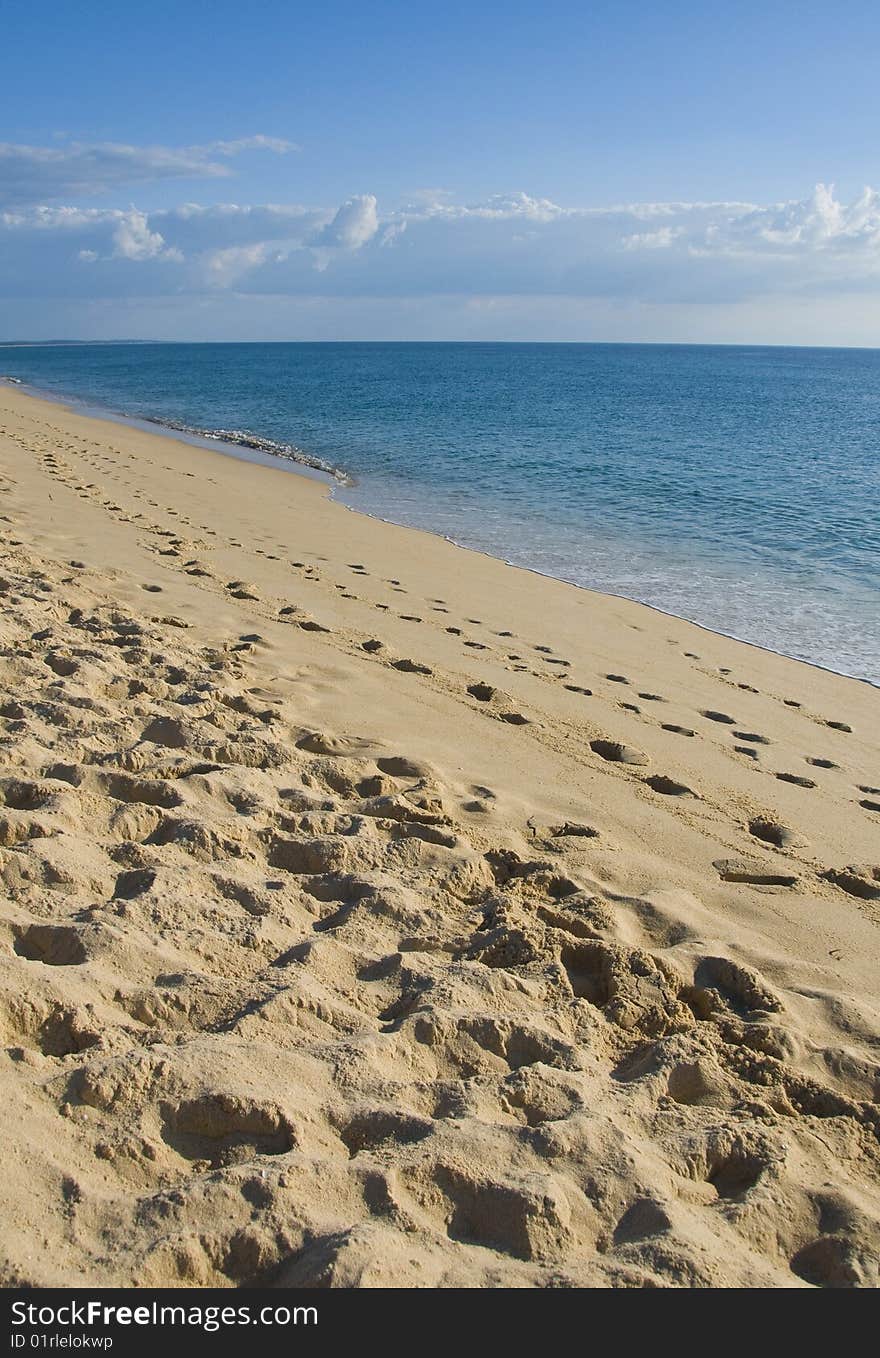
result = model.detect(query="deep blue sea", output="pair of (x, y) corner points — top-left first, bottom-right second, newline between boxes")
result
(2, 341), (878, 684)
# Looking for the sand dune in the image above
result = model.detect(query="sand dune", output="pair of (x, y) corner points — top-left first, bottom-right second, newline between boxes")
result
(0, 384), (878, 1288)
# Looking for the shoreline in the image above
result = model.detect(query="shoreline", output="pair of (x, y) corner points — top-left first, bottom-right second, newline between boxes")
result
(1, 375), (350, 486)
(3, 375), (874, 692)
(1, 379), (878, 1287)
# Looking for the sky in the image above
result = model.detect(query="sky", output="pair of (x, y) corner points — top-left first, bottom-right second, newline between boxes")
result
(2, 0), (880, 343)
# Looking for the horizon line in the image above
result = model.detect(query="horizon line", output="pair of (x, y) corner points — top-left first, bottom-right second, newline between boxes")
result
(3, 338), (880, 352)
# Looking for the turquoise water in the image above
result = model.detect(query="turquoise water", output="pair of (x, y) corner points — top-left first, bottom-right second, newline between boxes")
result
(2, 341), (878, 684)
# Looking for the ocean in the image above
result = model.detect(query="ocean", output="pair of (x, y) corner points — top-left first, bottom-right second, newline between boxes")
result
(2, 341), (878, 685)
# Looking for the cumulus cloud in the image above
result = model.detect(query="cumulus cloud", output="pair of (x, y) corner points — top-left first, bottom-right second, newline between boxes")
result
(205, 242), (279, 286)
(0, 136), (296, 208)
(112, 210), (181, 262)
(313, 194), (379, 249)
(1, 182), (879, 312)
(695, 183), (880, 257)
(417, 191), (565, 223)
(310, 194), (380, 272)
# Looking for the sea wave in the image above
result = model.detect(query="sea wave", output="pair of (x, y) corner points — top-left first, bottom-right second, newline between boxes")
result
(141, 415), (354, 485)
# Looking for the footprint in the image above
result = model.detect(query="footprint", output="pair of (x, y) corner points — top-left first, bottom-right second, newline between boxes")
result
(860, 799), (880, 814)
(564, 684), (592, 696)
(362, 639), (384, 653)
(377, 756), (431, 778)
(748, 817), (800, 849)
(806, 757), (838, 769)
(392, 658), (432, 675)
(606, 674), (629, 684)
(661, 724), (695, 737)
(638, 693), (665, 702)
(590, 739), (649, 766)
(820, 868), (880, 901)
(790, 1235), (872, 1287)
(733, 731), (771, 745)
(13, 924), (88, 966)
(467, 683), (496, 702)
(297, 731), (376, 757)
(226, 581), (259, 601)
(825, 720), (852, 733)
(45, 654), (78, 677)
(548, 822), (598, 839)
(113, 868), (157, 900)
(644, 775), (696, 796)
(734, 746), (759, 760)
(703, 710), (735, 724)
(776, 773), (817, 788)
(715, 859), (798, 888)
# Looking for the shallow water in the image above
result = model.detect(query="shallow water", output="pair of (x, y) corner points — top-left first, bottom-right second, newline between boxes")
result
(2, 340), (878, 683)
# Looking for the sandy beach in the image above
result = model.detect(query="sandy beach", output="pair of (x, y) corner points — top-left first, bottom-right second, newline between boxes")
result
(0, 381), (878, 1288)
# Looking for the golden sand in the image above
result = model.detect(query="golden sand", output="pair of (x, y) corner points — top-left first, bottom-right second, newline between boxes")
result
(1, 384), (878, 1287)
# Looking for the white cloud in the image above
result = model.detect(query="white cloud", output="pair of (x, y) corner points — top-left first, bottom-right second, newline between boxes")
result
(205, 242), (278, 286)
(314, 194), (379, 250)
(1, 205), (112, 230)
(112, 209), (182, 262)
(204, 136), (298, 156)
(622, 226), (682, 250)
(310, 194), (380, 271)
(434, 191), (564, 223)
(0, 136), (296, 208)
(695, 183), (880, 257)
(2, 182), (880, 322)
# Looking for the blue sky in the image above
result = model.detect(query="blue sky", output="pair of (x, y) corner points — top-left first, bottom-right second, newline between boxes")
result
(2, 1), (880, 342)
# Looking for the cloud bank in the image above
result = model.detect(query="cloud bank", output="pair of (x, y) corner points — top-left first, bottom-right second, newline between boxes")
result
(1, 138), (879, 339)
